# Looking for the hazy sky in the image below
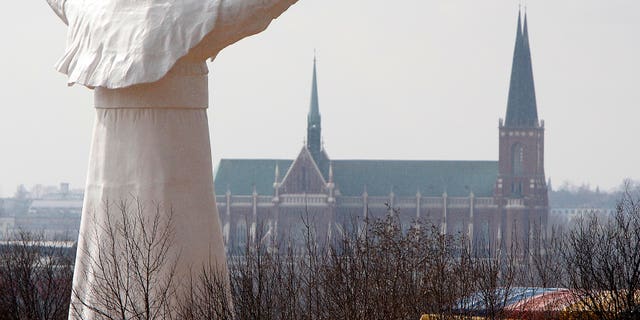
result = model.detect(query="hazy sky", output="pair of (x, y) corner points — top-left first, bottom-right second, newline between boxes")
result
(0, 0), (638, 197)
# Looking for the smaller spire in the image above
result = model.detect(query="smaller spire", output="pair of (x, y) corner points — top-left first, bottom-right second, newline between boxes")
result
(328, 161), (334, 183)
(523, 11), (529, 43)
(308, 54), (321, 124)
(274, 162), (280, 183)
(307, 54), (322, 156)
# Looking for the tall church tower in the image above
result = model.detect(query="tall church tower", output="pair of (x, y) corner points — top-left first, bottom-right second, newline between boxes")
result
(495, 11), (548, 250)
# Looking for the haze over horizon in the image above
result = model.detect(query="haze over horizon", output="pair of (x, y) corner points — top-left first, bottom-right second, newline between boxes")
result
(1, 0), (638, 197)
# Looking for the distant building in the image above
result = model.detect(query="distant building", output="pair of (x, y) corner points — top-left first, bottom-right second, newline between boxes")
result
(0, 198), (26, 239)
(6, 183), (83, 240)
(549, 207), (615, 228)
(214, 11), (549, 252)
(0, 217), (15, 240)
(19, 199), (82, 239)
(547, 185), (618, 229)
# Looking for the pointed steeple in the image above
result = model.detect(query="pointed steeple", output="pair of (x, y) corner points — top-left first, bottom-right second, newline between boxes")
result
(505, 10), (539, 128)
(307, 55), (322, 155)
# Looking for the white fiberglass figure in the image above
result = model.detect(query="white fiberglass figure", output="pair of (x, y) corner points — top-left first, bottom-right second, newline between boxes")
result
(46, 0), (297, 318)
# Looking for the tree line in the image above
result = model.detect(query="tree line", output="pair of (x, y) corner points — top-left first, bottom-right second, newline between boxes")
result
(1, 186), (639, 320)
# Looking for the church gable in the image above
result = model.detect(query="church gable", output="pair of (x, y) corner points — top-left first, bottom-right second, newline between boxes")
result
(280, 147), (327, 194)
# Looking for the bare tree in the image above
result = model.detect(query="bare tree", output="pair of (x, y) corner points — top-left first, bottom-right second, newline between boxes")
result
(178, 204), (550, 320)
(71, 200), (179, 320)
(470, 236), (519, 320)
(563, 184), (640, 319)
(0, 231), (73, 320)
(178, 263), (234, 320)
(230, 230), (279, 320)
(319, 207), (473, 320)
(525, 224), (564, 289)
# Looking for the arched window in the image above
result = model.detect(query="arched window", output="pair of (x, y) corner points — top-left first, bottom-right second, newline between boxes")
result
(512, 144), (524, 176)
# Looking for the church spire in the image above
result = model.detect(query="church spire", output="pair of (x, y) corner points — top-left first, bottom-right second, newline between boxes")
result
(307, 55), (322, 156)
(505, 10), (539, 128)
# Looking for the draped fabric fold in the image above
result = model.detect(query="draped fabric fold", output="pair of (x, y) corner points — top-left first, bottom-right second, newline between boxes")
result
(45, 0), (68, 24)
(49, 0), (297, 88)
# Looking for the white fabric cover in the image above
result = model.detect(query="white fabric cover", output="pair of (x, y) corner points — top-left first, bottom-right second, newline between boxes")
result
(43, 1), (298, 317)
(71, 61), (223, 319)
(46, 0), (297, 88)
(73, 107), (226, 319)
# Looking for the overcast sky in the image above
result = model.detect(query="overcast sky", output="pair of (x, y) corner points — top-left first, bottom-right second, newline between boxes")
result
(0, 0), (638, 197)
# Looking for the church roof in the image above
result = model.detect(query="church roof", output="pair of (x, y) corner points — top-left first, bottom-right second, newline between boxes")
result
(215, 159), (293, 195)
(332, 160), (498, 197)
(505, 11), (539, 128)
(215, 159), (498, 197)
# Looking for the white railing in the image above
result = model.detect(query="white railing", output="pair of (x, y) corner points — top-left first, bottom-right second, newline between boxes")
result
(449, 197), (470, 207)
(280, 194), (327, 205)
(367, 197), (390, 207)
(475, 197), (494, 206)
(231, 196), (253, 204)
(338, 197), (362, 206)
(506, 198), (524, 208)
(424, 197), (443, 208)
(397, 197), (416, 207)
(225, 196), (252, 207)
(220, 194), (499, 211)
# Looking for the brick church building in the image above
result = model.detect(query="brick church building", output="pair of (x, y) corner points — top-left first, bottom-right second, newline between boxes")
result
(214, 12), (548, 252)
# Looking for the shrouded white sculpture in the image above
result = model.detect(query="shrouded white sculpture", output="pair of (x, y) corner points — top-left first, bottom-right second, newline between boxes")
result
(46, 0), (297, 318)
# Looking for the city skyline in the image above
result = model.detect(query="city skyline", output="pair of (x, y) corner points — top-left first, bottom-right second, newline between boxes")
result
(1, 0), (639, 197)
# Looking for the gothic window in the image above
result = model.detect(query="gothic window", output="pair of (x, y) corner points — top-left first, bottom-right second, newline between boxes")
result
(291, 220), (312, 249)
(453, 221), (464, 235)
(512, 144), (524, 176)
(236, 221), (247, 249)
(477, 221), (490, 255)
(512, 182), (523, 196)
